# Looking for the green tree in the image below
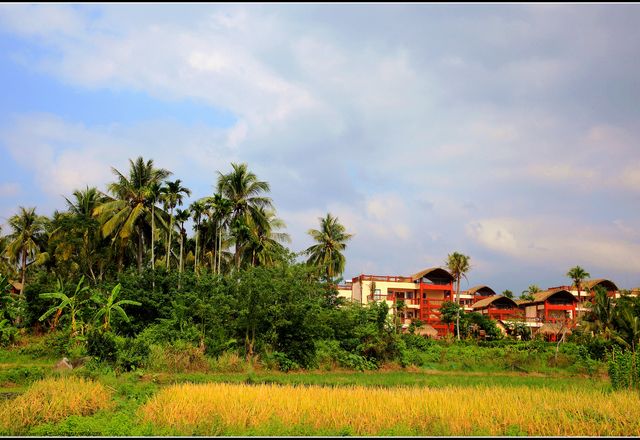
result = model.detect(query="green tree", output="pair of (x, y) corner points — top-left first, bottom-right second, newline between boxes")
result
(305, 213), (354, 282)
(175, 208), (191, 274)
(93, 157), (172, 272)
(440, 300), (461, 336)
(583, 285), (616, 340)
(445, 251), (471, 341)
(567, 265), (590, 301)
(521, 284), (541, 301)
(244, 209), (291, 267)
(38, 276), (91, 333)
(502, 289), (514, 299)
(189, 199), (206, 275)
(91, 283), (141, 331)
(161, 179), (192, 271)
(5, 207), (48, 301)
(216, 163), (273, 269)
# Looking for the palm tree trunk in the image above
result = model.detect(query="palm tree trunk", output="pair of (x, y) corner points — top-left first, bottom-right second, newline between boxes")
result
(194, 221), (199, 275)
(137, 228), (144, 273)
(20, 249), (26, 299)
(166, 208), (174, 271)
(455, 276), (461, 341)
(151, 205), (155, 271)
(179, 232), (184, 274)
(217, 223), (222, 275)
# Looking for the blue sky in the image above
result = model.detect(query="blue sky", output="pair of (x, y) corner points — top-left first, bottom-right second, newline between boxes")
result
(0, 4), (639, 295)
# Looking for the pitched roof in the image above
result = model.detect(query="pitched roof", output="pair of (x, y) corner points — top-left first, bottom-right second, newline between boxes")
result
(518, 289), (577, 305)
(580, 279), (619, 291)
(472, 295), (518, 309)
(410, 267), (454, 283)
(538, 322), (572, 335)
(467, 285), (497, 296)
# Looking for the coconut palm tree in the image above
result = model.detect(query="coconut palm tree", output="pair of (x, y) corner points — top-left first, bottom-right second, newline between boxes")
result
(305, 213), (353, 282)
(161, 179), (191, 271)
(567, 265), (590, 301)
(93, 157), (172, 272)
(144, 182), (163, 273)
(445, 251), (471, 341)
(243, 208), (291, 267)
(4, 207), (47, 299)
(583, 285), (616, 340)
(216, 163), (272, 269)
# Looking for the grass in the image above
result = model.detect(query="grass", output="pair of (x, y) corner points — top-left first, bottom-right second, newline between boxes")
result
(139, 382), (640, 436)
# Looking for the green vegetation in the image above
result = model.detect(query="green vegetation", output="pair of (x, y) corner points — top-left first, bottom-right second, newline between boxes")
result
(0, 155), (639, 435)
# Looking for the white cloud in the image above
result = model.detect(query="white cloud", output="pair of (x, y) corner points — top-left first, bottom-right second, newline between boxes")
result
(467, 217), (640, 274)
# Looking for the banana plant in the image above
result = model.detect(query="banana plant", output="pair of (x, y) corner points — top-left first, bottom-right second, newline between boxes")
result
(39, 276), (91, 333)
(92, 283), (141, 331)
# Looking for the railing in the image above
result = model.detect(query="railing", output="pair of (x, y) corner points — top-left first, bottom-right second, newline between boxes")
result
(356, 274), (413, 283)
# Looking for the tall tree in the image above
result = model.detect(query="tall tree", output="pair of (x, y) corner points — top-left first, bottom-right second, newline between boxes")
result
(175, 208), (191, 274)
(144, 182), (164, 273)
(567, 265), (590, 301)
(445, 251), (471, 341)
(216, 163), (272, 269)
(4, 207), (47, 300)
(93, 157), (172, 272)
(161, 179), (191, 271)
(305, 213), (353, 282)
(244, 208), (291, 267)
(190, 199), (206, 275)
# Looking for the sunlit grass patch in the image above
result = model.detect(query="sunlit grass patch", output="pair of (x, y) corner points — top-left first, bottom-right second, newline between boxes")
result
(140, 382), (640, 436)
(0, 376), (113, 434)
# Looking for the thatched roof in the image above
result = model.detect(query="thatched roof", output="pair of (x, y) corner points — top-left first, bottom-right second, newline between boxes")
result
(8, 281), (22, 291)
(537, 322), (572, 335)
(519, 289), (577, 305)
(472, 295), (518, 309)
(410, 267), (454, 283)
(467, 285), (497, 296)
(414, 324), (439, 337)
(579, 279), (618, 292)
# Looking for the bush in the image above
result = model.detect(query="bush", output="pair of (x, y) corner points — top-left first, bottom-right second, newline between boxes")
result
(86, 330), (118, 364)
(19, 330), (73, 358)
(147, 341), (210, 373)
(608, 348), (640, 391)
(115, 337), (150, 372)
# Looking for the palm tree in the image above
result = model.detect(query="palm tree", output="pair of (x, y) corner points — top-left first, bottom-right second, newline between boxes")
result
(92, 283), (141, 331)
(445, 251), (471, 341)
(583, 285), (616, 340)
(305, 213), (353, 282)
(5, 207), (47, 299)
(216, 163), (272, 269)
(502, 289), (514, 299)
(175, 208), (191, 274)
(190, 199), (206, 274)
(144, 182), (163, 273)
(243, 208), (291, 267)
(93, 157), (172, 272)
(521, 284), (541, 301)
(161, 179), (191, 271)
(38, 276), (90, 333)
(567, 265), (590, 301)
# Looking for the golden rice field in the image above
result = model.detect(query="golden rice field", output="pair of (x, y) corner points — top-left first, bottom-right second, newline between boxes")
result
(0, 377), (113, 433)
(140, 382), (640, 436)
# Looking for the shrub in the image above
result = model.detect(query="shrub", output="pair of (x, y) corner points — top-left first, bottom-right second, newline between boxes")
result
(86, 330), (118, 363)
(608, 348), (640, 391)
(115, 337), (150, 372)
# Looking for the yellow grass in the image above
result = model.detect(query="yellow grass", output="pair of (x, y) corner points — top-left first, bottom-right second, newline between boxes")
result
(0, 376), (113, 432)
(140, 382), (640, 436)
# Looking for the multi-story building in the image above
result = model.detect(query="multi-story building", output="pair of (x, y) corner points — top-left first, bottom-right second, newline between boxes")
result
(336, 267), (455, 336)
(516, 289), (578, 341)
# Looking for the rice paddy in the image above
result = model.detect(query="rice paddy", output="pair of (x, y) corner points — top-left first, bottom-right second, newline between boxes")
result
(140, 382), (640, 436)
(0, 377), (113, 434)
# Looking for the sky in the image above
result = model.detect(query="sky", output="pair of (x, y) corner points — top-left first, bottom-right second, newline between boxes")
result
(0, 4), (639, 295)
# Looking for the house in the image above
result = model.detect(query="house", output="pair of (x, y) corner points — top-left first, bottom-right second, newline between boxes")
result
(459, 285), (497, 312)
(339, 267), (455, 337)
(471, 295), (522, 322)
(517, 289), (578, 341)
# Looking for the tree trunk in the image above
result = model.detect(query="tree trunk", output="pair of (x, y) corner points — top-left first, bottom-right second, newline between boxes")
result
(166, 207), (174, 270)
(194, 220), (199, 275)
(179, 230), (184, 274)
(455, 276), (461, 341)
(151, 205), (155, 271)
(137, 227), (144, 273)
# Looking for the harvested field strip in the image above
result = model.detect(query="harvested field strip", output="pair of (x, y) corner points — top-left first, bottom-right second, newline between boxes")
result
(0, 377), (113, 434)
(140, 382), (640, 436)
